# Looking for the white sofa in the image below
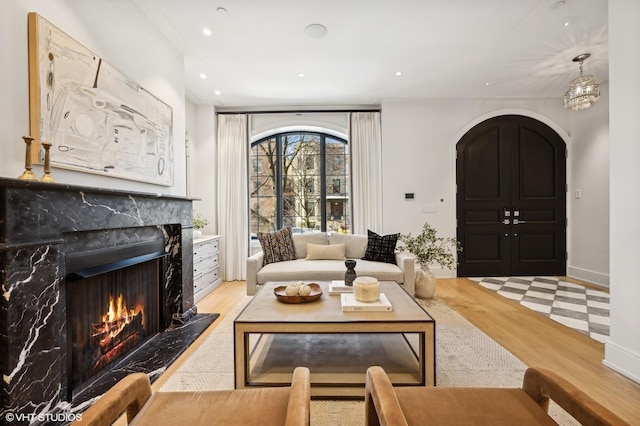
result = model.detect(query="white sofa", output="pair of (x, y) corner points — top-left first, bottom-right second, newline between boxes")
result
(246, 232), (416, 296)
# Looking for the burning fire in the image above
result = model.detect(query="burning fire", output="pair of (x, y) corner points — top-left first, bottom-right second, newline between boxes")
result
(93, 294), (144, 345)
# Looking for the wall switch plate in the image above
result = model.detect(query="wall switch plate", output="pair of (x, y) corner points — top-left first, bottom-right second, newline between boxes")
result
(575, 189), (582, 199)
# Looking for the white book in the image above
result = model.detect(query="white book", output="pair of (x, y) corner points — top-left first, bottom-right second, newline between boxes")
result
(341, 293), (393, 312)
(329, 280), (354, 295)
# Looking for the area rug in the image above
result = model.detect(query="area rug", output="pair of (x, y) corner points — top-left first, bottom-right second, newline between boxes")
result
(160, 296), (578, 425)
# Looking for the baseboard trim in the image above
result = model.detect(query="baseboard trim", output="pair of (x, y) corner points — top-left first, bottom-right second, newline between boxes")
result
(604, 341), (640, 385)
(432, 267), (455, 278)
(567, 266), (610, 288)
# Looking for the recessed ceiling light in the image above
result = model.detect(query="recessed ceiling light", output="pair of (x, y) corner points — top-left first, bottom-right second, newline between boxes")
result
(214, 90), (221, 96)
(199, 73), (207, 79)
(395, 71), (402, 76)
(563, 20), (570, 27)
(298, 73), (305, 78)
(202, 27), (212, 36)
(304, 23), (328, 40)
(485, 82), (490, 86)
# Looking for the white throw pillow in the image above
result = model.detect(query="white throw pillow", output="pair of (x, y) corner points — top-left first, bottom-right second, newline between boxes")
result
(306, 243), (346, 260)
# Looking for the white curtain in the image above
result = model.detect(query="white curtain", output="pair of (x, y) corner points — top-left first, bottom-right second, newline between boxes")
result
(217, 114), (248, 281)
(350, 111), (383, 234)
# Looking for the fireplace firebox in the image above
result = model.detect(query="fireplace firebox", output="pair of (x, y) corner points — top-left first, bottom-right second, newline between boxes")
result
(65, 240), (167, 398)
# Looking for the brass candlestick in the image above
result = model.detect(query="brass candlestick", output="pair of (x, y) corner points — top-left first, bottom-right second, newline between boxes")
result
(17, 136), (38, 181)
(40, 141), (55, 182)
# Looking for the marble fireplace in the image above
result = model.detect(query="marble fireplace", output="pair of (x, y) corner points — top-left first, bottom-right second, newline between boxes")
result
(0, 178), (196, 421)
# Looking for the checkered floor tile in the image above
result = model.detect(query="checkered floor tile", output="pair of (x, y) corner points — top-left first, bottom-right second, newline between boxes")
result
(469, 277), (610, 343)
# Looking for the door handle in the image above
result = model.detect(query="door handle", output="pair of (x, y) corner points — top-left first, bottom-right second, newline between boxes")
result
(502, 219), (510, 225)
(514, 219), (525, 224)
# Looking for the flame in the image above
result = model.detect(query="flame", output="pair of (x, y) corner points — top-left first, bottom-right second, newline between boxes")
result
(93, 294), (144, 344)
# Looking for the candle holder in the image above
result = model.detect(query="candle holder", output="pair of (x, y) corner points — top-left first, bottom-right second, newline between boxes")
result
(17, 136), (38, 181)
(344, 259), (357, 286)
(40, 141), (55, 182)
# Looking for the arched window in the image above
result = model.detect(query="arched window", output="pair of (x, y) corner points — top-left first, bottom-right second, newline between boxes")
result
(249, 132), (350, 236)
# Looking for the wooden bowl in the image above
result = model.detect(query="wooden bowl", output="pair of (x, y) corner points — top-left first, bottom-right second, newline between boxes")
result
(274, 283), (323, 304)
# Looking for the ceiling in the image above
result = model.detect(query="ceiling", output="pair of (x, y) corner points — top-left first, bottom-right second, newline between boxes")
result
(133, 0), (608, 109)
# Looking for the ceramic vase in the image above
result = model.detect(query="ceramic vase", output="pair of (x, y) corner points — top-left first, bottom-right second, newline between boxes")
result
(415, 264), (437, 298)
(344, 259), (357, 286)
(193, 229), (202, 239)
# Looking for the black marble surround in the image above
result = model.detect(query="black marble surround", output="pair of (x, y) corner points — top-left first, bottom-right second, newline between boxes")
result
(0, 178), (197, 423)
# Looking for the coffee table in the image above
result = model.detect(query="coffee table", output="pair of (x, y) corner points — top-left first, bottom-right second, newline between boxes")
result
(234, 281), (435, 397)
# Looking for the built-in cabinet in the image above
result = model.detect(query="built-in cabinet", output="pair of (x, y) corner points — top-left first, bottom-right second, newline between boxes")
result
(193, 235), (222, 303)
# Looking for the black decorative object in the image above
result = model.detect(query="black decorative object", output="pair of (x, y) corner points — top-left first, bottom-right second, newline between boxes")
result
(345, 259), (357, 286)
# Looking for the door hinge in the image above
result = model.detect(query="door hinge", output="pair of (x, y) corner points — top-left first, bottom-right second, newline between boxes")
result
(566, 218), (568, 227)
(566, 252), (568, 260)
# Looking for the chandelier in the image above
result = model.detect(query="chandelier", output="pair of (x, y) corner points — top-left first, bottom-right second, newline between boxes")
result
(563, 53), (600, 111)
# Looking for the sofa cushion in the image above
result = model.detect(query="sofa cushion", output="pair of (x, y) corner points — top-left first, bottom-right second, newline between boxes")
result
(363, 230), (398, 264)
(306, 243), (346, 260)
(256, 259), (404, 284)
(292, 232), (328, 258)
(257, 227), (296, 266)
(329, 233), (368, 259)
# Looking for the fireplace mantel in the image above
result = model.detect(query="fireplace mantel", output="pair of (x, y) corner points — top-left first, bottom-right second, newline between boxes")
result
(0, 178), (196, 421)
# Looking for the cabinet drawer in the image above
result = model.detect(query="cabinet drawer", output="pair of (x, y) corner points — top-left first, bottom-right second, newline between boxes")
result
(194, 267), (220, 293)
(194, 254), (218, 276)
(193, 239), (218, 260)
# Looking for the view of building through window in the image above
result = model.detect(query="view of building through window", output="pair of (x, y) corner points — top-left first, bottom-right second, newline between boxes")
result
(250, 132), (350, 237)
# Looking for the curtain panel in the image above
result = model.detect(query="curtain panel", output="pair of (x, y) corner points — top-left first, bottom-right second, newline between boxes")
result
(217, 114), (248, 281)
(350, 112), (383, 234)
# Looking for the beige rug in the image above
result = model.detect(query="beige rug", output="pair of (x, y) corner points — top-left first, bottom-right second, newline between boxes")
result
(160, 295), (578, 425)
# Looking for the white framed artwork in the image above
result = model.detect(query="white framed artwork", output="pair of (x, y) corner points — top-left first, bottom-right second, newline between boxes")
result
(28, 13), (174, 186)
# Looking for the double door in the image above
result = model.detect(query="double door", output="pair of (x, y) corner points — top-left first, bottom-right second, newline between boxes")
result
(456, 115), (566, 277)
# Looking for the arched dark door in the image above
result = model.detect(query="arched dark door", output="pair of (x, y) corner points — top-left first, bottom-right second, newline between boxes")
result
(456, 115), (566, 277)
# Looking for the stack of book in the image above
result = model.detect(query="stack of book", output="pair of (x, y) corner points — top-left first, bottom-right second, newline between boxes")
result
(329, 280), (353, 295)
(340, 293), (393, 311)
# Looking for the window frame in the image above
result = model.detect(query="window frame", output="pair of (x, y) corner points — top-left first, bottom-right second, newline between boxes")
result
(249, 131), (349, 233)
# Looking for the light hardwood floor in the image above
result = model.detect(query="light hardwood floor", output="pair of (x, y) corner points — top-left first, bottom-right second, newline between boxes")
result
(152, 279), (640, 424)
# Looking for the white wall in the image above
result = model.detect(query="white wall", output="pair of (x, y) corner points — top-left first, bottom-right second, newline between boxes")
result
(380, 98), (571, 276)
(190, 104), (217, 234)
(567, 84), (610, 286)
(605, 0), (640, 384)
(0, 0), (187, 195)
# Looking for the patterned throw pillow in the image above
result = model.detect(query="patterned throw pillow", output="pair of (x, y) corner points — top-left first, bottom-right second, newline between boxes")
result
(362, 230), (398, 264)
(257, 227), (297, 266)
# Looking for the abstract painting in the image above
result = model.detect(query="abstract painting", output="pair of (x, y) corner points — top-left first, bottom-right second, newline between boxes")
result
(28, 13), (174, 186)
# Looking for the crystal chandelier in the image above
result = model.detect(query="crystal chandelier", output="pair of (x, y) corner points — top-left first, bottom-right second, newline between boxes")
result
(563, 53), (600, 111)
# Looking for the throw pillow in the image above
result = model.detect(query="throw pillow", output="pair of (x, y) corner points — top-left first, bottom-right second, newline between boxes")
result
(362, 230), (398, 264)
(306, 243), (346, 260)
(257, 227), (296, 266)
